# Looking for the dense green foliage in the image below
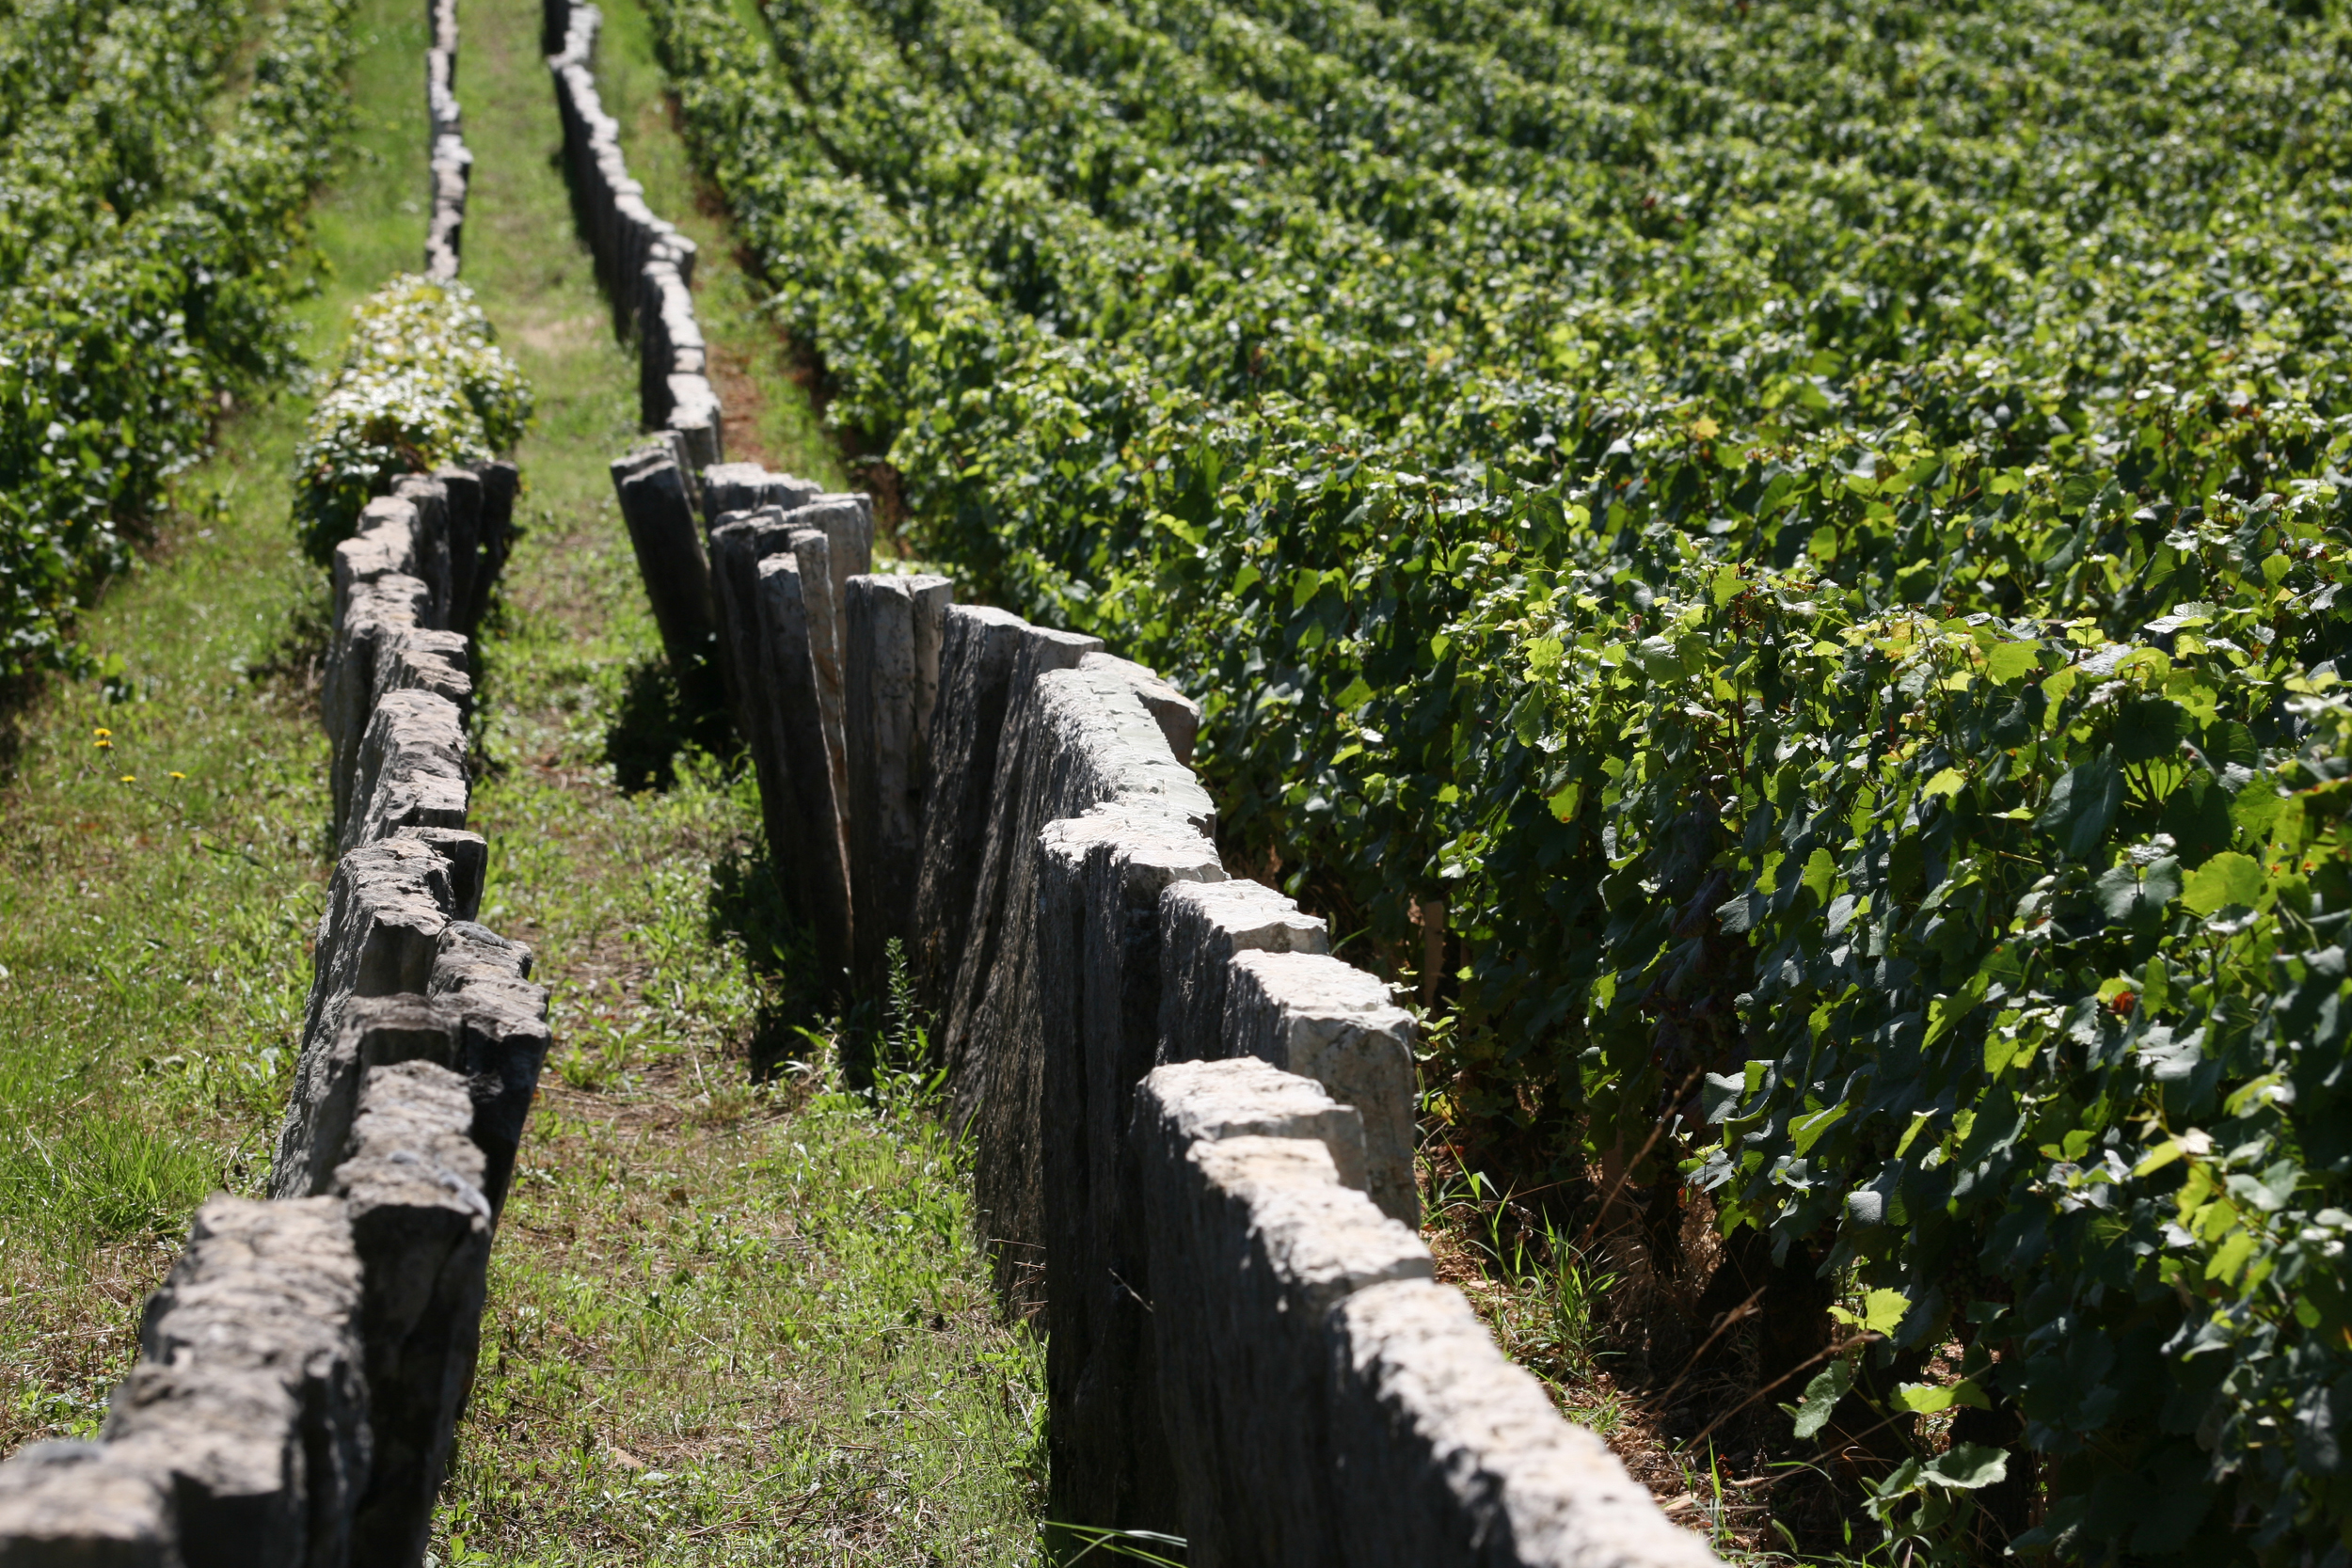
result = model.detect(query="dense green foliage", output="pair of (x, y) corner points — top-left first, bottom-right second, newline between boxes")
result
(290, 275), (533, 562)
(645, 0), (2352, 1553)
(0, 0), (354, 676)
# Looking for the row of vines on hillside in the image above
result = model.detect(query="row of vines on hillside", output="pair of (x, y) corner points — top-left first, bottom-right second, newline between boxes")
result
(0, 0), (355, 676)
(646, 0), (2352, 1556)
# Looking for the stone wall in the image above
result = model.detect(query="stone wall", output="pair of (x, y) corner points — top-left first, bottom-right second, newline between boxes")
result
(549, 16), (1714, 1558)
(424, 0), (469, 280)
(544, 0), (720, 466)
(0, 11), (544, 1555)
(0, 429), (544, 1567)
(601, 444), (1716, 1566)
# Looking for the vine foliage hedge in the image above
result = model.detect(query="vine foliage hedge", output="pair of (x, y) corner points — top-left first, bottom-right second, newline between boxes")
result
(0, 0), (355, 677)
(291, 276), (532, 563)
(644, 0), (2352, 1553)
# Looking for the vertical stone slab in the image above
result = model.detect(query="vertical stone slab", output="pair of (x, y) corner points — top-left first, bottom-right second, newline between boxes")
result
(271, 837), (462, 1201)
(469, 461), (519, 635)
(844, 573), (952, 998)
(610, 449), (715, 676)
(954, 662), (1210, 1201)
(700, 465), (818, 531)
(910, 606), (1029, 1015)
(1035, 805), (1221, 1536)
(340, 690), (469, 855)
(1222, 951), (1421, 1228)
(110, 1196), (368, 1568)
(937, 626), (1104, 1119)
(1079, 650), (1201, 766)
(787, 531), (851, 903)
(370, 628), (471, 721)
(333, 1063), (493, 1568)
(1157, 879), (1328, 1069)
(271, 995), (462, 1204)
(1327, 1280), (1723, 1568)
(706, 507), (803, 748)
(323, 575), (432, 834)
(389, 477), (453, 629)
(0, 1441), (176, 1566)
(753, 552), (854, 989)
(430, 467), (484, 635)
(1134, 1060), (1428, 1568)
(428, 922), (550, 1219)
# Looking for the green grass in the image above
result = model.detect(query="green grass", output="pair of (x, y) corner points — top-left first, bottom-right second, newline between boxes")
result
(4, 0), (1042, 1556)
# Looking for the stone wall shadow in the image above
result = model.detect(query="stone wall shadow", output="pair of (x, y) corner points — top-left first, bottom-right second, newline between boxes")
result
(604, 653), (732, 794)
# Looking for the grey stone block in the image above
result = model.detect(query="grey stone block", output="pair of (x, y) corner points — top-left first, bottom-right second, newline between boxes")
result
(428, 922), (550, 1218)
(1035, 804), (1221, 1532)
(951, 660), (1209, 1144)
(428, 468), (483, 636)
(935, 626), (1104, 1114)
(1157, 879), (1327, 1070)
(753, 552), (853, 988)
(1134, 1069), (1430, 1568)
(1078, 650), (1200, 767)
(783, 497), (872, 613)
(332, 1062), (493, 1568)
(700, 465), (818, 531)
(910, 606), (1029, 1014)
(108, 1196), (367, 1568)
(610, 449), (715, 674)
(324, 569), (431, 832)
(340, 690), (469, 855)
(468, 462), (518, 635)
(1222, 951), (1420, 1228)
(1135, 1057), (1369, 1191)
(844, 573), (952, 997)
(329, 501), (420, 630)
(388, 478), (453, 629)
(271, 838), (464, 1200)
(787, 530), (852, 899)
(707, 508), (794, 745)
(1327, 1280), (1720, 1568)
(665, 384), (723, 469)
(399, 830), (484, 926)
(0, 1441), (177, 1567)
(370, 628), (470, 720)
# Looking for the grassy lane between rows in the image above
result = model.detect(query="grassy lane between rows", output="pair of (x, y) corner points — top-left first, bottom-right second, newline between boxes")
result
(433, 0), (1043, 1559)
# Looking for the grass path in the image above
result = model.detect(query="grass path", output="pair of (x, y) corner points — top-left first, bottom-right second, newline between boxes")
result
(2, 0), (1044, 1558)
(434, 0), (1042, 1559)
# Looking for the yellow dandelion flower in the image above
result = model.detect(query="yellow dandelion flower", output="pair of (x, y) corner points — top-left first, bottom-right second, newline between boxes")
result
(119, 774), (136, 784)
(168, 771), (186, 781)
(92, 727), (111, 738)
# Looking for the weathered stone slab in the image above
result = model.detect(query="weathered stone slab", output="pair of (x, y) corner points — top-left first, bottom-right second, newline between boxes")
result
(1078, 650), (1200, 766)
(389, 477), (453, 629)
(610, 448), (715, 675)
(910, 606), (1029, 1014)
(324, 570), (432, 832)
(370, 628), (470, 720)
(429, 467), (483, 634)
(108, 1196), (367, 1568)
(844, 573), (952, 998)
(753, 552), (853, 989)
(1327, 1280), (1721, 1568)
(936, 626), (1104, 1114)
(1222, 951), (1420, 1228)
(270, 995), (463, 1205)
(428, 923), (550, 1217)
(271, 838), (464, 1200)
(707, 507), (796, 745)
(467, 461), (518, 635)
(1157, 879), (1328, 1069)
(1035, 804), (1222, 1534)
(340, 690), (469, 855)
(953, 660), (1209, 1139)
(1134, 1066), (1429, 1568)
(782, 497), (872, 613)
(787, 530), (851, 890)
(332, 1062), (492, 1568)
(0, 1441), (176, 1567)
(700, 465), (818, 531)
(399, 829), (485, 926)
